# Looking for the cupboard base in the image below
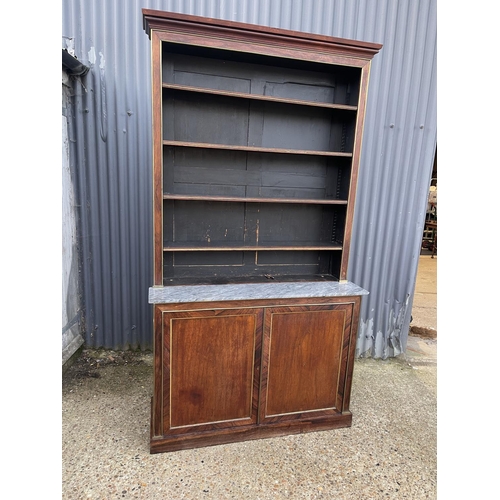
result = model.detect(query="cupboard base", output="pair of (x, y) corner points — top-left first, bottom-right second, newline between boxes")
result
(148, 284), (367, 454)
(150, 403), (352, 454)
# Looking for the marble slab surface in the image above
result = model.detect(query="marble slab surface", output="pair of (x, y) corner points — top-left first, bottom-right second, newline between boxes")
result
(149, 281), (369, 304)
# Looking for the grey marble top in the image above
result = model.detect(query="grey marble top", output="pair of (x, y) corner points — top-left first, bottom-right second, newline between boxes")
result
(148, 280), (368, 304)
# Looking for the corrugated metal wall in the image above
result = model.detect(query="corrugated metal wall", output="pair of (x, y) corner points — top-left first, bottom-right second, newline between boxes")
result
(62, 0), (437, 357)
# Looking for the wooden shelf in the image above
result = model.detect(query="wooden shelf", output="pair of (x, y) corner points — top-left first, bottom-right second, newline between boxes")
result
(162, 83), (358, 111)
(163, 242), (343, 252)
(163, 140), (353, 157)
(163, 194), (348, 205)
(162, 274), (340, 286)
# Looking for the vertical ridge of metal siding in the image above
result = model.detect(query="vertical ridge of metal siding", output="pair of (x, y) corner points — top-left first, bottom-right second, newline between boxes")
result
(64, 0), (155, 349)
(63, 0), (437, 356)
(350, 0), (437, 357)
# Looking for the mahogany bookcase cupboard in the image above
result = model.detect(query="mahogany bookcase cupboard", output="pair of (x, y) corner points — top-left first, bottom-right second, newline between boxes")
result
(143, 9), (381, 453)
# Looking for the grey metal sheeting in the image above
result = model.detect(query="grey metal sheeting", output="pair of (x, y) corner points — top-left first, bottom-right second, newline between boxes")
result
(62, 0), (437, 358)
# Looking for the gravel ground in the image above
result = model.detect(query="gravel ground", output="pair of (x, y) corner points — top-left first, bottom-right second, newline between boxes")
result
(62, 349), (436, 499)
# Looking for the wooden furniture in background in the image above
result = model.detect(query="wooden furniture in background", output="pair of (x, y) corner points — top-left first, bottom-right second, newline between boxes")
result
(425, 220), (437, 258)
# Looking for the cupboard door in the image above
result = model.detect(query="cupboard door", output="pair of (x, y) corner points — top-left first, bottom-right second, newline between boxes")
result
(161, 308), (262, 435)
(260, 303), (354, 423)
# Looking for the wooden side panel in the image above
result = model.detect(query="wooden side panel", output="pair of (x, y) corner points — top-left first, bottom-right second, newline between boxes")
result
(163, 308), (262, 434)
(260, 304), (351, 422)
(151, 32), (164, 285)
(151, 305), (164, 437)
(342, 296), (361, 411)
(340, 62), (371, 280)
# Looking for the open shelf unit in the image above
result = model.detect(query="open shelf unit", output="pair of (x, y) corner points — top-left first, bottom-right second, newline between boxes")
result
(150, 34), (377, 286)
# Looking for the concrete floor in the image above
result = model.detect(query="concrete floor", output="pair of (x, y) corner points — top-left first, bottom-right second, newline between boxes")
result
(410, 253), (437, 337)
(62, 258), (437, 499)
(406, 253), (437, 365)
(62, 356), (436, 499)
